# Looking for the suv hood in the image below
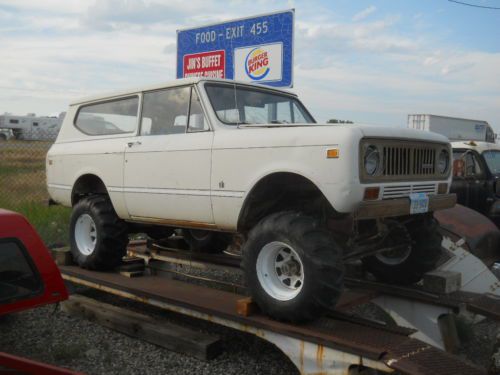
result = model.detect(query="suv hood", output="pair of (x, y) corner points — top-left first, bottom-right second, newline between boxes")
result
(238, 123), (450, 144)
(356, 125), (450, 143)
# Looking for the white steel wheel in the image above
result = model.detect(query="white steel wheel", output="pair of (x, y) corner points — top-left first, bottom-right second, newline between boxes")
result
(190, 229), (211, 241)
(74, 213), (97, 256)
(375, 246), (412, 265)
(256, 241), (304, 301)
(374, 221), (412, 266)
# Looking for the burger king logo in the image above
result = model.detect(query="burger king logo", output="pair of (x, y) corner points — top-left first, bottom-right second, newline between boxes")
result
(245, 47), (270, 80)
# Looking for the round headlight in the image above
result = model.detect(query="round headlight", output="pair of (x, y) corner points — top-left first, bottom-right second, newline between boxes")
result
(365, 145), (380, 176)
(438, 149), (449, 174)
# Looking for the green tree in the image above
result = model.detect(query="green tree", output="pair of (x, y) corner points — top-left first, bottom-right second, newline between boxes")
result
(327, 119), (353, 124)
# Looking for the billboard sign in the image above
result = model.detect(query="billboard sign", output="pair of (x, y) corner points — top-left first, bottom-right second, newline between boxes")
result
(177, 9), (294, 87)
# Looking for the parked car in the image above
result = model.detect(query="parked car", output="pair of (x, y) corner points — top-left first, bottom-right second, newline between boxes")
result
(46, 78), (455, 321)
(0, 209), (68, 316)
(0, 209), (76, 374)
(450, 141), (500, 227)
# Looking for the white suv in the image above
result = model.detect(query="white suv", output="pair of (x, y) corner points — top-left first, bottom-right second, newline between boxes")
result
(47, 78), (455, 321)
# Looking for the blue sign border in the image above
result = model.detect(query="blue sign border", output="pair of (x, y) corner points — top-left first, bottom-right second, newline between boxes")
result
(176, 9), (294, 87)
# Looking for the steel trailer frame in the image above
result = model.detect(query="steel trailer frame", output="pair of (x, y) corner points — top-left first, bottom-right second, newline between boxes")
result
(59, 235), (498, 375)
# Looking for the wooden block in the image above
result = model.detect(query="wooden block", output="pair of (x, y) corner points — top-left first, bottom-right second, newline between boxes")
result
(118, 260), (145, 273)
(50, 247), (73, 266)
(61, 295), (222, 360)
(423, 271), (462, 294)
(236, 297), (258, 317)
(122, 255), (143, 262)
(120, 270), (144, 278)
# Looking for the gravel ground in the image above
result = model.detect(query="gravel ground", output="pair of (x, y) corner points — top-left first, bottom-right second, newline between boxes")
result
(456, 315), (500, 369)
(0, 294), (298, 375)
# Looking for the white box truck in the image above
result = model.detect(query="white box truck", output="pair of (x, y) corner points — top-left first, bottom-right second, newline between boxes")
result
(408, 114), (495, 143)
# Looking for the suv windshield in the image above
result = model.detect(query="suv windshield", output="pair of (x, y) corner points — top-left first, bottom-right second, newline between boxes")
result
(483, 150), (500, 174)
(205, 83), (315, 125)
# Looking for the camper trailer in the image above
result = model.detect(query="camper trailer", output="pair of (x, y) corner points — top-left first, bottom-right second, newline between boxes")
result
(0, 113), (63, 140)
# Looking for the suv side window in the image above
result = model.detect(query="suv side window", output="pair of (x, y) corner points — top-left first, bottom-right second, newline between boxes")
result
(293, 102), (309, 123)
(141, 87), (190, 136)
(464, 152), (483, 177)
(0, 239), (42, 303)
(187, 89), (209, 132)
(75, 96), (139, 136)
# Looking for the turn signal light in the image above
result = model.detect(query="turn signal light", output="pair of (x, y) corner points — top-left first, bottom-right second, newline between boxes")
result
(363, 187), (380, 200)
(326, 149), (339, 158)
(438, 183), (448, 194)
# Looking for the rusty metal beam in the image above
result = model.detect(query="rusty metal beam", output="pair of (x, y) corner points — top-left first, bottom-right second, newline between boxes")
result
(60, 266), (486, 375)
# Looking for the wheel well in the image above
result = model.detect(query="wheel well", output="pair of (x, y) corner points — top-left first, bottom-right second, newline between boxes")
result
(71, 174), (108, 205)
(237, 173), (336, 232)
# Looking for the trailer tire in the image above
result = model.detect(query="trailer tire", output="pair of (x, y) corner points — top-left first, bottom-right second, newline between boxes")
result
(182, 229), (231, 253)
(242, 211), (344, 322)
(70, 196), (128, 270)
(362, 216), (442, 285)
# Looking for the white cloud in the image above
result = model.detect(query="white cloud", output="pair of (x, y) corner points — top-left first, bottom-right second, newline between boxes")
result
(352, 5), (376, 22)
(0, 0), (88, 14)
(0, 0), (498, 131)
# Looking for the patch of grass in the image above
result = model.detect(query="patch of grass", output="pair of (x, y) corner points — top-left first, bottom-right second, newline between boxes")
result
(16, 202), (71, 246)
(0, 140), (70, 246)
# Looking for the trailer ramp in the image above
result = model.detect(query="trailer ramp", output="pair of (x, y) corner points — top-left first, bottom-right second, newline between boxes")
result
(60, 266), (486, 375)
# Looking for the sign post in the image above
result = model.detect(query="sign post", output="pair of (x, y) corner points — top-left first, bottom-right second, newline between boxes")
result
(176, 9), (294, 87)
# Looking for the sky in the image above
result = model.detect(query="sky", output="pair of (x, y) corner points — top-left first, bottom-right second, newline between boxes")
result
(0, 0), (499, 130)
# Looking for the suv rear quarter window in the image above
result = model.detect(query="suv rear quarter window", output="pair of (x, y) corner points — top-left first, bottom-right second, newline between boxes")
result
(75, 96), (139, 136)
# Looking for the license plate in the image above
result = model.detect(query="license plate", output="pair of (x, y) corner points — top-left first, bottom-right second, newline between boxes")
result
(409, 192), (429, 214)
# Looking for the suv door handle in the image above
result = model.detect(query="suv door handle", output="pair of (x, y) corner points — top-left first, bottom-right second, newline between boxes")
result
(127, 141), (142, 147)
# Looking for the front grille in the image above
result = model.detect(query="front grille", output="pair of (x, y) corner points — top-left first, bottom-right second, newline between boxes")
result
(382, 146), (436, 177)
(382, 184), (436, 199)
(360, 138), (450, 182)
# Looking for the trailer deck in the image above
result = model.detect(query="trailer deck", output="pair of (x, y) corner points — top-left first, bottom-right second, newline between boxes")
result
(58, 235), (500, 375)
(60, 265), (486, 375)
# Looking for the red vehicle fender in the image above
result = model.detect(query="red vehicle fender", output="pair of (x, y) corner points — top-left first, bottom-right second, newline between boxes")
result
(0, 209), (68, 316)
(0, 352), (83, 375)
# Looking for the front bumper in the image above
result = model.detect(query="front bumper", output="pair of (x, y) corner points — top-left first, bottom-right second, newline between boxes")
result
(355, 193), (457, 220)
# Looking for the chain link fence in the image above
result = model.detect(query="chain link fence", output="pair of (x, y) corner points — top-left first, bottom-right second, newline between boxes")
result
(0, 129), (70, 247)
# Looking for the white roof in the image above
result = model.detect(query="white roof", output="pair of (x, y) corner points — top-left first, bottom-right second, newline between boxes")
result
(451, 141), (500, 153)
(70, 78), (296, 106)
